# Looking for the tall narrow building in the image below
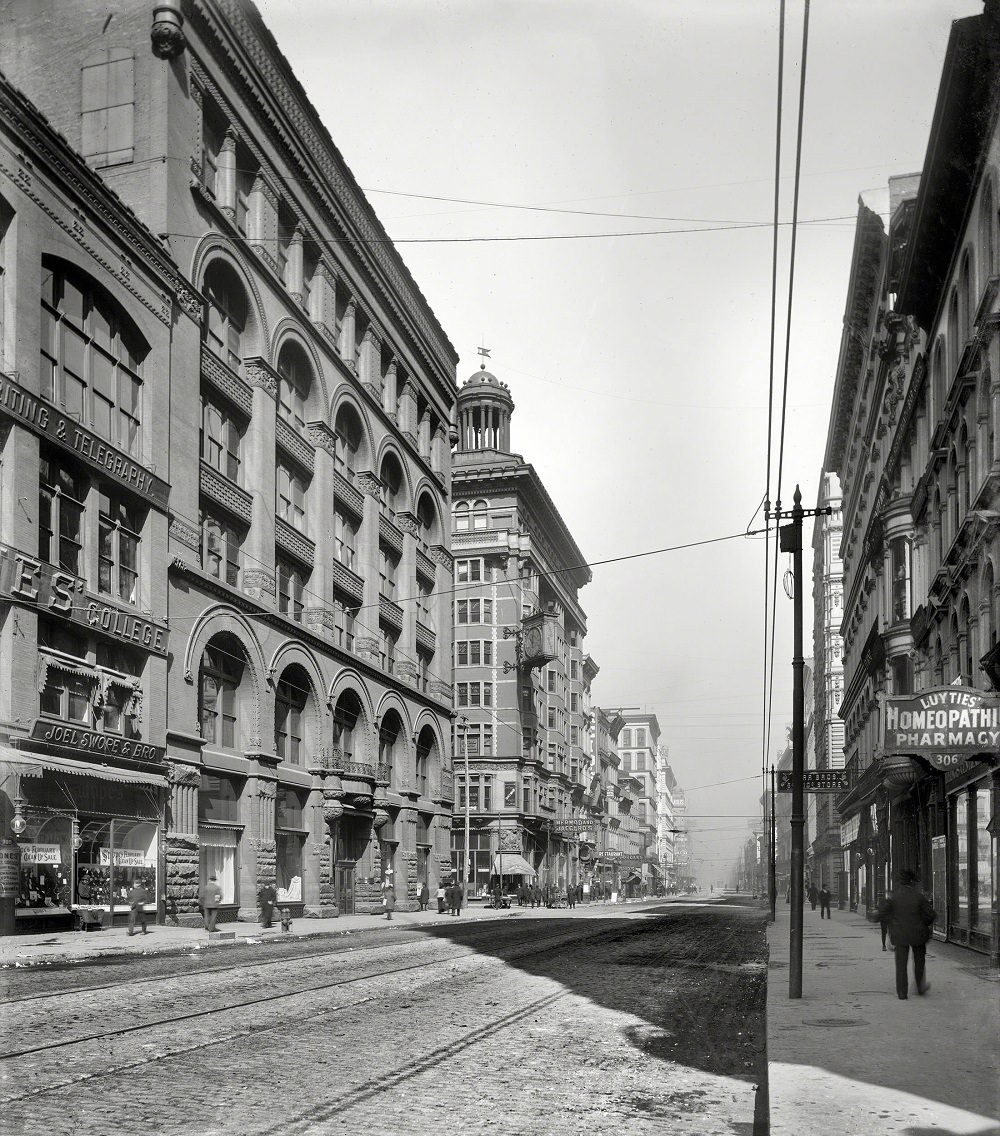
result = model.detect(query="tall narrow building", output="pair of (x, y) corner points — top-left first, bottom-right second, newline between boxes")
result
(450, 364), (593, 896)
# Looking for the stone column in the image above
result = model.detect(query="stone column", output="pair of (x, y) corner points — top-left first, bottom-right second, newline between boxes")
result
(242, 358), (278, 604)
(419, 409), (432, 461)
(286, 224), (305, 306)
(394, 512), (419, 677)
(432, 422), (448, 477)
(250, 175), (278, 273)
(359, 326), (381, 398)
(165, 762), (201, 925)
(339, 299), (356, 368)
(356, 471), (384, 665)
(239, 776), (276, 922)
(311, 259), (337, 339)
(383, 361), (398, 418)
(399, 379), (418, 441)
(305, 421), (336, 641)
(217, 127), (237, 219)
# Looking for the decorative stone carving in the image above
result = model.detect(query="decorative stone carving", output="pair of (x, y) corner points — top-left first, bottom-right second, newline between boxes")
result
(323, 802), (344, 823)
(307, 420), (337, 458)
(394, 512), (419, 536)
(243, 568), (276, 596)
(357, 471), (382, 498)
(166, 761), (200, 787)
(151, 8), (187, 59)
(245, 361), (278, 397)
(429, 545), (453, 571)
(176, 287), (203, 322)
(372, 808), (391, 830)
(258, 781), (277, 800)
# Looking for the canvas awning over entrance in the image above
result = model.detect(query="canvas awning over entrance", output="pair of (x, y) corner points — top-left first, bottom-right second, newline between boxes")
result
(492, 854), (536, 877)
(0, 746), (167, 788)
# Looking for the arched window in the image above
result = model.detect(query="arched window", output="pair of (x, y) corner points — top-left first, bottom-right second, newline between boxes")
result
(932, 488), (943, 570)
(980, 180), (996, 287)
(472, 500), (488, 531)
(379, 712), (402, 786)
(990, 562), (1000, 651)
(454, 501), (470, 531)
(276, 342), (312, 430)
(333, 690), (361, 762)
(960, 596), (973, 683)
(933, 339), (946, 422)
(203, 261), (247, 372)
(334, 404), (363, 479)
(959, 423), (971, 517)
(417, 492), (438, 549)
(415, 727), (433, 797)
(960, 251), (974, 346)
(947, 290), (959, 383)
(380, 453), (404, 517)
(275, 665), (309, 765)
(199, 636), (247, 751)
(40, 258), (147, 457)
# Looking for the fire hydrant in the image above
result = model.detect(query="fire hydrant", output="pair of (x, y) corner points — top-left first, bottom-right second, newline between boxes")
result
(279, 907), (292, 934)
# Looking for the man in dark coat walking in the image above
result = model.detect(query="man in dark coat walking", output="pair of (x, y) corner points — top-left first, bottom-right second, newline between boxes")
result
(818, 884), (832, 919)
(807, 883), (819, 910)
(882, 868), (935, 999)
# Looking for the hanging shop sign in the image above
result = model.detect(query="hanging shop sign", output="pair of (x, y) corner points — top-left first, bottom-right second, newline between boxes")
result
(882, 687), (1000, 770)
(840, 814), (860, 848)
(778, 770), (850, 792)
(28, 720), (165, 765)
(599, 851), (643, 863)
(0, 373), (169, 508)
(0, 840), (21, 898)
(0, 544), (169, 656)
(552, 820), (598, 835)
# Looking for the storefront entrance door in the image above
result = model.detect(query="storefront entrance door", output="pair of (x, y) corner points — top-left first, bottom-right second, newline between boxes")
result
(336, 863), (355, 915)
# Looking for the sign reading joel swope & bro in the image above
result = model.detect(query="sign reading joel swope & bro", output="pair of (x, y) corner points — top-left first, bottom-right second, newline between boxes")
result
(882, 686), (1000, 770)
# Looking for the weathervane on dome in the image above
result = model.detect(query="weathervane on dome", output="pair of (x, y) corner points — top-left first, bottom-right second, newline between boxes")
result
(477, 342), (491, 370)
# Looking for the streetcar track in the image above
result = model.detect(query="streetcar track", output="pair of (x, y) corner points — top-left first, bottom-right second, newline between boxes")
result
(0, 923), (613, 1065)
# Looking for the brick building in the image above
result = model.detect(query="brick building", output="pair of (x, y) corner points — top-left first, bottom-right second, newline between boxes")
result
(1, 0), (458, 928)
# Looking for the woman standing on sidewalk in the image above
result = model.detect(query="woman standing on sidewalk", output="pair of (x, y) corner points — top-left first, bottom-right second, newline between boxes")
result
(882, 868), (935, 999)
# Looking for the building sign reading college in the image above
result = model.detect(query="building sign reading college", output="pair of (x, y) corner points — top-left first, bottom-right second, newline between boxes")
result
(882, 687), (1000, 770)
(0, 544), (168, 657)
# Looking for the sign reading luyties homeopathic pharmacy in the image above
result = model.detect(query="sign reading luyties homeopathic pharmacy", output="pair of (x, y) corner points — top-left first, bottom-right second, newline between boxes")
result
(0, 372), (169, 509)
(882, 687), (1000, 770)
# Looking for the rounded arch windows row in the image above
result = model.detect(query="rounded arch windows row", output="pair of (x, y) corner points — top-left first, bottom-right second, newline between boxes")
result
(194, 626), (444, 781)
(200, 256), (445, 544)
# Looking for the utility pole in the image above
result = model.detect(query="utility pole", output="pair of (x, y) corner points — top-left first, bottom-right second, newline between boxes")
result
(459, 715), (470, 891)
(770, 764), (777, 922)
(775, 485), (831, 999)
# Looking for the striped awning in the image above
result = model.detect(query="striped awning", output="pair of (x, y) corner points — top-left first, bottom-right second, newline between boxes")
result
(0, 746), (167, 788)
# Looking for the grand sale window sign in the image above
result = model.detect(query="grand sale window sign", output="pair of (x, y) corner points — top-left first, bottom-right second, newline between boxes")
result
(882, 687), (1000, 769)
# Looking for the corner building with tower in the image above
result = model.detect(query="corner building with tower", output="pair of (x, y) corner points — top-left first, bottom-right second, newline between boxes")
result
(450, 365), (599, 897)
(0, 0), (458, 929)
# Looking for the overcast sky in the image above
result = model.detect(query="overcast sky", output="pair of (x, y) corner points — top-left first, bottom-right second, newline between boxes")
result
(254, 0), (980, 881)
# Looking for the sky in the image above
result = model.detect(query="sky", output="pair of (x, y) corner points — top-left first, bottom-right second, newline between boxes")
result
(253, 0), (981, 883)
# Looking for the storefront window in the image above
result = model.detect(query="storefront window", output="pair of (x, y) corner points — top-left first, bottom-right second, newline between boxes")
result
(973, 788), (993, 934)
(276, 787), (306, 903)
(199, 829), (239, 905)
(199, 771), (242, 823)
(76, 816), (157, 908)
(17, 813), (73, 913)
(955, 790), (970, 929)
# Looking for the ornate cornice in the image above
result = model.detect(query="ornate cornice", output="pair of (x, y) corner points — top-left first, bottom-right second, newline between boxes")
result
(307, 420), (337, 458)
(244, 356), (279, 398)
(189, 1), (458, 398)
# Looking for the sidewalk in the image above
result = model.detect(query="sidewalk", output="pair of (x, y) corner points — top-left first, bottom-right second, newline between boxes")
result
(766, 902), (1000, 1135)
(0, 902), (524, 968)
(0, 897), (657, 968)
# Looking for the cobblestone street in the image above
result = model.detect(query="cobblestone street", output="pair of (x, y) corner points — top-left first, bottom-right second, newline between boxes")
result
(0, 899), (767, 1135)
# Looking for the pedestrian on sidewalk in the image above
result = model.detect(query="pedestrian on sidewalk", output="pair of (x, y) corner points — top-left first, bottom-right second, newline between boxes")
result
(436, 883), (446, 913)
(419, 882), (429, 911)
(199, 874), (223, 933)
(453, 879), (464, 916)
(877, 889), (893, 951)
(566, 883), (576, 909)
(882, 868), (935, 999)
(807, 883), (818, 910)
(819, 884), (832, 918)
(382, 878), (396, 920)
(126, 881), (148, 936)
(257, 880), (277, 928)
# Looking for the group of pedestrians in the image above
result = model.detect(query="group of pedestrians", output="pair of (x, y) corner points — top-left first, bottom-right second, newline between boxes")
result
(806, 881), (833, 918)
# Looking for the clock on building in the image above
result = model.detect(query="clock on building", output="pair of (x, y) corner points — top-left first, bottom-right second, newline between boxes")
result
(523, 625), (543, 659)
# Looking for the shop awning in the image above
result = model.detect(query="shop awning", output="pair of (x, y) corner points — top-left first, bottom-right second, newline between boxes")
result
(492, 853), (536, 877)
(0, 746), (167, 788)
(623, 871), (642, 883)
